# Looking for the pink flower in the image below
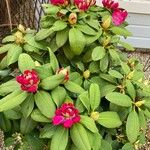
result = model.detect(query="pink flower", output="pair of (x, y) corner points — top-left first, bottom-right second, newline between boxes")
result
(16, 70), (39, 93)
(74, 0), (96, 11)
(52, 103), (80, 128)
(112, 9), (128, 26)
(102, 0), (119, 11)
(50, 0), (69, 6)
(56, 68), (69, 83)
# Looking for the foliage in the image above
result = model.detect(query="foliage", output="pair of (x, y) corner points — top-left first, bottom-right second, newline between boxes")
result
(0, 0), (150, 149)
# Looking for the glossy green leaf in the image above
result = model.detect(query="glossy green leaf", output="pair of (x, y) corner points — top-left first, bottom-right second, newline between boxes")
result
(52, 20), (67, 31)
(51, 86), (66, 107)
(18, 53), (35, 73)
(48, 47), (59, 72)
(106, 92), (132, 107)
(31, 109), (50, 122)
(69, 28), (86, 55)
(2, 35), (15, 43)
(70, 123), (91, 150)
(0, 90), (28, 112)
(51, 126), (68, 150)
(89, 83), (101, 111)
(108, 70), (123, 79)
(119, 41), (135, 51)
(40, 124), (56, 139)
(80, 115), (98, 133)
(34, 91), (56, 118)
(64, 81), (85, 94)
(126, 110), (139, 143)
(7, 45), (22, 65)
(92, 46), (106, 61)
(121, 62), (130, 75)
(41, 74), (65, 90)
(97, 111), (122, 128)
(20, 117), (37, 134)
(0, 80), (19, 96)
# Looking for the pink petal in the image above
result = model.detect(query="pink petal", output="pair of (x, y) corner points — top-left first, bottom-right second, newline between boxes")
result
(63, 119), (73, 128)
(52, 116), (64, 125)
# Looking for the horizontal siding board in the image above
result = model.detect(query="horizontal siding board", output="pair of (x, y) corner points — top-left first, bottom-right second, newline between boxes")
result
(127, 25), (150, 38)
(127, 13), (150, 26)
(121, 37), (150, 49)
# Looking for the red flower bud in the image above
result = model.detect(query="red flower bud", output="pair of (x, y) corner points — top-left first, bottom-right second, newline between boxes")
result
(68, 13), (77, 25)
(56, 68), (69, 82)
(16, 70), (39, 93)
(102, 0), (119, 11)
(52, 103), (80, 128)
(74, 0), (95, 11)
(112, 9), (128, 26)
(50, 0), (69, 6)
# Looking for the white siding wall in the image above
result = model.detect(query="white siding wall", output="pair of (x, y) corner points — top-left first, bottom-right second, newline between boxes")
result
(97, 0), (150, 48)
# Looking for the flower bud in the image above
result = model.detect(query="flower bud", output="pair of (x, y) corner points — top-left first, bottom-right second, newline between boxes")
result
(135, 101), (145, 107)
(56, 68), (69, 83)
(18, 24), (25, 33)
(103, 37), (110, 47)
(68, 13), (77, 25)
(90, 111), (100, 121)
(83, 70), (90, 79)
(14, 31), (25, 45)
(127, 71), (134, 80)
(102, 16), (111, 30)
(34, 61), (41, 67)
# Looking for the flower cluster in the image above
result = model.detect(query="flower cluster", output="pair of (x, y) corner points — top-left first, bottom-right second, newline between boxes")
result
(102, 0), (128, 26)
(50, 0), (95, 11)
(16, 70), (39, 93)
(52, 103), (80, 128)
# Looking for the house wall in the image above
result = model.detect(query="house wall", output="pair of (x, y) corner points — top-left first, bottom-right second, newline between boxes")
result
(98, 0), (150, 49)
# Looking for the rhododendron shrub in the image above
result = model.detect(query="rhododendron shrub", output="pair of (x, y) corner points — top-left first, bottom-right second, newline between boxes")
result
(0, 0), (150, 149)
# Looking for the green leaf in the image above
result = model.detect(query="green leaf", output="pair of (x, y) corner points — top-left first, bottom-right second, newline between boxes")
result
(70, 123), (91, 150)
(119, 41), (135, 51)
(2, 35), (15, 43)
(92, 46), (106, 61)
(0, 90), (28, 112)
(63, 44), (75, 60)
(40, 124), (56, 139)
(80, 115), (98, 133)
(31, 109), (50, 122)
(4, 109), (22, 120)
(89, 61), (99, 73)
(110, 27), (132, 37)
(100, 54), (109, 72)
(76, 24), (97, 35)
(34, 91), (56, 118)
(23, 44), (39, 52)
(18, 53), (35, 73)
(0, 80), (19, 96)
(106, 92), (132, 107)
(89, 83), (101, 111)
(7, 45), (22, 66)
(121, 62), (130, 75)
(97, 111), (122, 128)
(35, 28), (54, 41)
(0, 44), (12, 54)
(79, 91), (90, 111)
(48, 47), (59, 72)
(122, 143), (134, 150)
(21, 94), (34, 118)
(143, 98), (150, 108)
(138, 110), (147, 133)
(0, 56), (7, 69)
(64, 81), (85, 94)
(51, 86), (66, 107)
(126, 110), (139, 143)
(20, 117), (37, 134)
(41, 74), (65, 90)
(108, 70), (123, 79)
(109, 49), (121, 62)
(86, 20), (100, 31)
(42, 4), (59, 14)
(56, 28), (68, 47)
(51, 126), (68, 150)
(101, 84), (116, 97)
(125, 80), (136, 100)
(101, 140), (112, 150)
(52, 20), (67, 31)
(69, 28), (86, 55)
